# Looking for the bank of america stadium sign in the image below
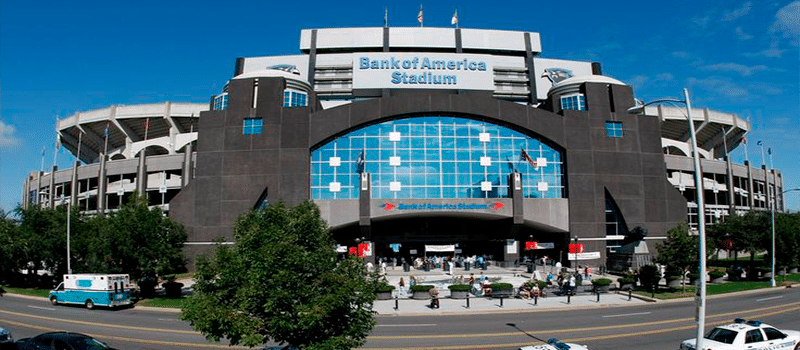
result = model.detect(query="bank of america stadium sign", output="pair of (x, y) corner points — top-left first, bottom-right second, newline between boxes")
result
(352, 53), (494, 90)
(381, 202), (504, 211)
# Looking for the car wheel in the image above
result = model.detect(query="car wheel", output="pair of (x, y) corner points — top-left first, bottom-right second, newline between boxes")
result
(50, 296), (58, 305)
(85, 299), (94, 309)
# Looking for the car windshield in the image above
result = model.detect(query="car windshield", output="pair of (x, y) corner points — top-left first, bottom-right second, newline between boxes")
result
(68, 337), (111, 349)
(704, 327), (738, 344)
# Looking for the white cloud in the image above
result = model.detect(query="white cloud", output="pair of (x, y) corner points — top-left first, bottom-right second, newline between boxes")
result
(687, 77), (750, 98)
(743, 40), (784, 58)
(722, 2), (753, 21)
(626, 75), (649, 89)
(735, 27), (753, 40)
(672, 51), (693, 59)
(0, 121), (20, 149)
(769, 1), (800, 47)
(692, 15), (711, 29)
(699, 62), (768, 76)
(655, 73), (674, 81)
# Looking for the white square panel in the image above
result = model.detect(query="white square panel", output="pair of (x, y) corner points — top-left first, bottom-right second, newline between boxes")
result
(390, 181), (401, 191)
(481, 181), (492, 191)
(329, 182), (341, 192)
(389, 131), (401, 141)
(389, 156), (401, 166)
(537, 182), (548, 192)
(480, 156), (491, 166)
(329, 156), (341, 167)
(479, 132), (490, 142)
(536, 157), (547, 168)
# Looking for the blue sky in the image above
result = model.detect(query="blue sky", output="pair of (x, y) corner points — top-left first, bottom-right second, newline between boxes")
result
(1, 0), (798, 213)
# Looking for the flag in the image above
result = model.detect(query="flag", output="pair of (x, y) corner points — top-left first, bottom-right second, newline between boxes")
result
(742, 137), (747, 144)
(520, 147), (537, 168)
(767, 148), (771, 155)
(355, 149), (365, 173)
(417, 5), (423, 25)
(104, 124), (110, 138)
(41, 146), (45, 157)
(451, 8), (458, 26)
(757, 140), (762, 146)
(384, 7), (388, 27)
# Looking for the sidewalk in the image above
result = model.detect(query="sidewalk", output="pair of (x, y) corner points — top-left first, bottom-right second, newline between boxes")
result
(369, 263), (650, 315)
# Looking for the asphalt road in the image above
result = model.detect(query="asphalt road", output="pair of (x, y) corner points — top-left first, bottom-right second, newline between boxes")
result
(1, 287), (798, 350)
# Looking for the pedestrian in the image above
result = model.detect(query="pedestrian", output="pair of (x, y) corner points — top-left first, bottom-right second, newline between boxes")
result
(429, 286), (440, 308)
(469, 273), (475, 285)
(568, 274), (576, 295)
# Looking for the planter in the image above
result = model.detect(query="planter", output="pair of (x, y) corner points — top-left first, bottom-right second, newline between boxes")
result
(789, 267), (799, 274)
(619, 283), (634, 291)
(491, 289), (514, 298)
(762, 271), (774, 278)
(376, 291), (393, 300)
(666, 278), (682, 288)
(450, 290), (470, 299)
(412, 290), (432, 300)
(593, 284), (610, 293)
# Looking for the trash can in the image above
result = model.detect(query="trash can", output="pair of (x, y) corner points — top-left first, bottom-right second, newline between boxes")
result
(465, 262), (471, 271)
(527, 262), (534, 274)
(403, 262), (410, 272)
(424, 263), (430, 272)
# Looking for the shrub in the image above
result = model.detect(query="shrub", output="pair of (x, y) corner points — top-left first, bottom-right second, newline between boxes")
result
(687, 273), (699, 281)
(591, 278), (612, 286)
(410, 284), (434, 292)
(489, 283), (513, 290)
(377, 285), (396, 292)
(638, 265), (661, 292)
(447, 284), (471, 292)
(617, 277), (635, 284)
(709, 270), (725, 279)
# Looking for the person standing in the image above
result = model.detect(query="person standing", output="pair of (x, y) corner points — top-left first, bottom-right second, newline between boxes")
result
(429, 286), (440, 308)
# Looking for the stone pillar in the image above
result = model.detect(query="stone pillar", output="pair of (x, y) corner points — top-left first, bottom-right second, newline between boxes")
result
(745, 161), (755, 208)
(70, 161), (79, 207)
(49, 165), (57, 208)
(137, 151), (147, 195)
(182, 142), (192, 187)
(97, 155), (107, 215)
(725, 156), (735, 214)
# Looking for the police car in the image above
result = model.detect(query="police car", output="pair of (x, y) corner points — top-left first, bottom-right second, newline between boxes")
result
(680, 318), (800, 350)
(518, 338), (590, 350)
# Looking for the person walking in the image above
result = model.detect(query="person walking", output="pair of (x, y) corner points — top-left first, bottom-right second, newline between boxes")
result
(429, 286), (440, 308)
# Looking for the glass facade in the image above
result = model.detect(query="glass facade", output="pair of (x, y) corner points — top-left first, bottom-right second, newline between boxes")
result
(283, 90), (308, 107)
(213, 93), (228, 110)
(560, 94), (586, 111)
(605, 121), (623, 138)
(311, 116), (564, 200)
(243, 118), (262, 135)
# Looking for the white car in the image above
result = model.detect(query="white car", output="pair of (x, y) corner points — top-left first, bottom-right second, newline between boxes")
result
(680, 318), (800, 350)
(518, 338), (590, 350)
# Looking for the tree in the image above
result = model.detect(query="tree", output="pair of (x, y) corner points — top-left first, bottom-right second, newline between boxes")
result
(656, 224), (697, 291)
(711, 211), (770, 279)
(638, 264), (661, 296)
(0, 210), (20, 284)
(181, 200), (380, 349)
(86, 193), (187, 280)
(770, 212), (800, 270)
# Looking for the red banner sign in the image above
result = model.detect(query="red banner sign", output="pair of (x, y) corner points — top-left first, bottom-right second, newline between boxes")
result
(569, 243), (585, 254)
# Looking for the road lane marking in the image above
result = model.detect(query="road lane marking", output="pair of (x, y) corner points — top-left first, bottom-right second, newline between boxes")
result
(367, 302), (800, 340)
(0, 309), (198, 334)
(602, 311), (651, 318)
(27, 305), (56, 311)
(756, 296), (783, 302)
(376, 323), (437, 327)
(360, 305), (800, 349)
(158, 318), (177, 321)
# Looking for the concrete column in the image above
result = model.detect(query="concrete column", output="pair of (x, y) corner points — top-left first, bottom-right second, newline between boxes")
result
(49, 165), (57, 208)
(182, 142), (192, 187)
(745, 161), (755, 208)
(137, 151), (147, 195)
(70, 161), (79, 207)
(725, 156), (735, 214)
(36, 171), (42, 207)
(97, 155), (107, 215)
(763, 165), (771, 211)
(509, 172), (523, 224)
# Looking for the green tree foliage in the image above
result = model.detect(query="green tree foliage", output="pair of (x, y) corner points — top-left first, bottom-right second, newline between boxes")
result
(3, 193), (186, 285)
(181, 200), (380, 349)
(638, 264), (661, 294)
(710, 211), (770, 279)
(656, 224), (697, 290)
(770, 212), (800, 269)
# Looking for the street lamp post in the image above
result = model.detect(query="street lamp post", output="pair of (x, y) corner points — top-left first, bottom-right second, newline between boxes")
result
(628, 88), (707, 350)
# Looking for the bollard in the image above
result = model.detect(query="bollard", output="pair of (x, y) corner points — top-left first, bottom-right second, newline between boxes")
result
(466, 295), (470, 308)
(596, 290), (600, 302)
(567, 293), (571, 304)
(628, 289), (632, 301)
(394, 297), (399, 310)
(534, 294), (538, 306)
(500, 297), (503, 307)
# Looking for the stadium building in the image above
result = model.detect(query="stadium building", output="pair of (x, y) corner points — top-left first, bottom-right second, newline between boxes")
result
(23, 26), (785, 269)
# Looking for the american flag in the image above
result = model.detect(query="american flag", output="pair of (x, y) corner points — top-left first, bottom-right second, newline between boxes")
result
(520, 148), (536, 168)
(356, 150), (365, 173)
(417, 5), (423, 25)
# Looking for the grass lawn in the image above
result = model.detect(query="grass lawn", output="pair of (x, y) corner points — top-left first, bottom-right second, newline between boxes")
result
(632, 273), (800, 299)
(136, 297), (188, 308)
(1, 286), (51, 298)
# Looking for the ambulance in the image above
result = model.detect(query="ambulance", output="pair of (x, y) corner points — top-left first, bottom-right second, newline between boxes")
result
(49, 274), (134, 309)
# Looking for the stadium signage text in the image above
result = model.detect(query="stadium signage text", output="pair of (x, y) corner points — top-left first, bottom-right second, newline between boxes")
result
(351, 53), (494, 90)
(381, 201), (504, 211)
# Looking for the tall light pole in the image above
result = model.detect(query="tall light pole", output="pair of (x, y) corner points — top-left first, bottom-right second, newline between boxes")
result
(67, 200), (72, 274)
(628, 88), (706, 350)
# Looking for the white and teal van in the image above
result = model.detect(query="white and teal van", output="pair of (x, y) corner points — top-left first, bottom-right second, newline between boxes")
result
(49, 274), (133, 309)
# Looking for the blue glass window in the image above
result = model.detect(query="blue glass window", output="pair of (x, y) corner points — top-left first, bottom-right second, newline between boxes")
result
(243, 118), (263, 135)
(606, 121), (623, 138)
(213, 93), (228, 110)
(283, 90), (308, 107)
(310, 116), (564, 200)
(560, 94), (586, 111)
